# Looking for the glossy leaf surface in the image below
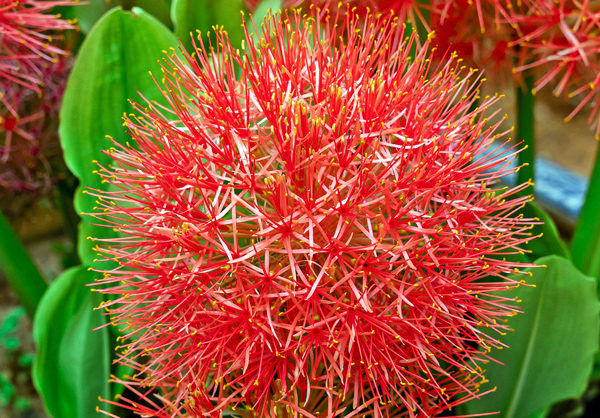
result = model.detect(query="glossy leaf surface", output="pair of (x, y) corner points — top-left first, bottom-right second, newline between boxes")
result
(68, 0), (172, 33)
(171, 0), (245, 52)
(33, 266), (110, 417)
(0, 211), (47, 317)
(466, 255), (599, 418)
(572, 145), (600, 279)
(522, 201), (569, 262)
(59, 7), (177, 268)
(247, 0), (282, 40)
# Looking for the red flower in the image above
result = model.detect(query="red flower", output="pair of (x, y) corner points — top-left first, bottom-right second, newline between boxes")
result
(0, 0), (76, 92)
(424, 0), (528, 86)
(507, 1), (600, 138)
(245, 0), (428, 30)
(432, 0), (509, 32)
(0, 56), (71, 215)
(93, 9), (535, 417)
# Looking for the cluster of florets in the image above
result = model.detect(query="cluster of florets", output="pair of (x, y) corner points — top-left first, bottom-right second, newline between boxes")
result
(507, 1), (600, 137)
(431, 0), (600, 136)
(93, 9), (535, 418)
(261, 1), (600, 137)
(0, 0), (77, 210)
(0, 56), (71, 213)
(0, 0), (76, 92)
(245, 0), (432, 33)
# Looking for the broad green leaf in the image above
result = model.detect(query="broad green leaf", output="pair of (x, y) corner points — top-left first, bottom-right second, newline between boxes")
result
(247, 0), (283, 40)
(170, 0), (211, 51)
(171, 0), (246, 52)
(33, 266), (110, 418)
(69, 0), (172, 34)
(59, 7), (178, 268)
(591, 351), (600, 381)
(136, 0), (173, 28)
(0, 211), (47, 317)
(253, 0), (283, 18)
(572, 146), (600, 279)
(68, 0), (116, 34)
(528, 409), (549, 418)
(466, 255), (600, 418)
(522, 201), (569, 262)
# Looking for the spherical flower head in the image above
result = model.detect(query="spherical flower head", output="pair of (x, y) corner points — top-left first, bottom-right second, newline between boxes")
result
(0, 0), (77, 92)
(93, 9), (536, 418)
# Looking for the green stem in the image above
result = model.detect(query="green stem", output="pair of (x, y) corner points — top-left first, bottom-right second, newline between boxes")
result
(572, 143), (600, 278)
(0, 210), (48, 318)
(516, 74), (536, 189)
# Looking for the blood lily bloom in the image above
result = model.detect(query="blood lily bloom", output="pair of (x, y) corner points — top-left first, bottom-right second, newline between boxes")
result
(507, 1), (600, 137)
(244, 0), (428, 29)
(0, 56), (70, 215)
(424, 0), (529, 86)
(0, 0), (76, 92)
(92, 9), (535, 418)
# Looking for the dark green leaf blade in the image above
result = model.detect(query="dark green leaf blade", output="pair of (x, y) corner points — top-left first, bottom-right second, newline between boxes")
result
(0, 211), (47, 317)
(466, 255), (600, 418)
(71, 0), (172, 33)
(170, 0), (211, 51)
(68, 0), (116, 34)
(32, 266), (110, 417)
(136, 0), (173, 28)
(522, 201), (569, 261)
(252, 0), (283, 18)
(170, 0), (246, 52)
(247, 0), (282, 40)
(572, 146), (600, 278)
(59, 7), (178, 268)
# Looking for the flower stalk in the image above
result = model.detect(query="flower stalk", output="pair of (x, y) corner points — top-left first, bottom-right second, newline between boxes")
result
(516, 74), (535, 189)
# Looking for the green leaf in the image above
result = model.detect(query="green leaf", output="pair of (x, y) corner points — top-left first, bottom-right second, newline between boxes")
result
(70, 0), (173, 33)
(68, 0), (116, 34)
(528, 409), (549, 418)
(170, 0), (246, 52)
(252, 0), (283, 19)
(521, 201), (569, 262)
(136, 0), (173, 28)
(33, 266), (111, 418)
(572, 145), (600, 279)
(247, 0), (282, 40)
(59, 7), (178, 268)
(0, 211), (47, 318)
(465, 255), (600, 418)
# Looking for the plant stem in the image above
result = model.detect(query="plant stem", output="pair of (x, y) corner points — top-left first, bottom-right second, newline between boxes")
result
(0, 210), (47, 317)
(516, 74), (535, 189)
(572, 143), (600, 278)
